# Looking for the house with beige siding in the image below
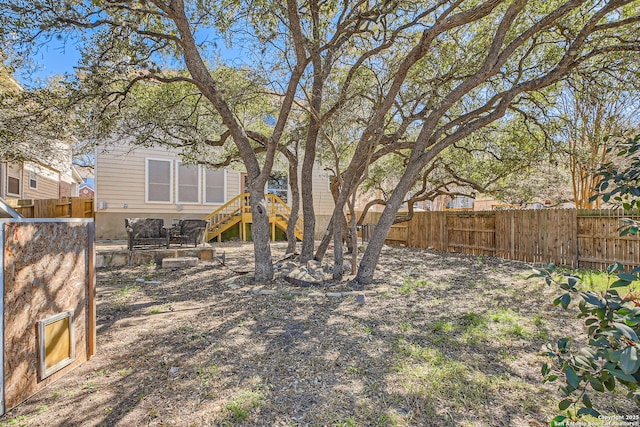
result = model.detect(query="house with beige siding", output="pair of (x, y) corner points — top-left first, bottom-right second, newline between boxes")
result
(1, 72), (81, 201)
(0, 148), (82, 201)
(94, 143), (335, 241)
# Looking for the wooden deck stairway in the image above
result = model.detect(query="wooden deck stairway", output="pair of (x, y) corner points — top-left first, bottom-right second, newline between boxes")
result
(203, 192), (303, 242)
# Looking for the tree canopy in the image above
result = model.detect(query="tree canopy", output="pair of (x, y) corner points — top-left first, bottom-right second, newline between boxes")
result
(2, 0), (639, 283)
(0, 64), (75, 165)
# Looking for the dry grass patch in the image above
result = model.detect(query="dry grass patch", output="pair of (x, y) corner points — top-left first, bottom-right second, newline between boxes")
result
(0, 242), (636, 426)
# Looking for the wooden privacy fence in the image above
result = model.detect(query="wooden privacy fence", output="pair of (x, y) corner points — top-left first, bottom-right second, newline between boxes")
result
(6, 198), (94, 219)
(359, 209), (640, 270)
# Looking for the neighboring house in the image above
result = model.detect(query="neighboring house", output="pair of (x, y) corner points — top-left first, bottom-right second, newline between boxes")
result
(0, 155), (82, 201)
(474, 196), (576, 210)
(445, 195), (474, 210)
(94, 143), (335, 241)
(77, 168), (95, 199)
(473, 196), (517, 211)
(1, 73), (82, 201)
(355, 191), (476, 213)
(78, 182), (95, 198)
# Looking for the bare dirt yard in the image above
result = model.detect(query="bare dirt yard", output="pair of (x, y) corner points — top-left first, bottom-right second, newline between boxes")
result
(0, 242), (635, 426)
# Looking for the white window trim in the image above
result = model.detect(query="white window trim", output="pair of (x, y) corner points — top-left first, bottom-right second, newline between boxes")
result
(7, 174), (21, 196)
(145, 157), (173, 204)
(176, 160), (201, 205)
(29, 171), (38, 189)
(203, 168), (227, 205)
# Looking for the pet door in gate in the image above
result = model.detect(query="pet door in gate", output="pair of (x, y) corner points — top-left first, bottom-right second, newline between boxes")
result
(38, 311), (75, 380)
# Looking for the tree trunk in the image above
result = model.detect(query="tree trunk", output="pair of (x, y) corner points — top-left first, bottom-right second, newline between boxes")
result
(249, 188), (274, 283)
(332, 210), (344, 280)
(300, 149), (317, 262)
(314, 215), (333, 261)
(177, 18), (276, 283)
(300, 88), (323, 261)
(356, 161), (423, 284)
(286, 157), (300, 254)
(315, 174), (357, 261)
(315, 196), (351, 263)
(348, 193), (358, 275)
(341, 212), (353, 253)
(329, 176), (353, 252)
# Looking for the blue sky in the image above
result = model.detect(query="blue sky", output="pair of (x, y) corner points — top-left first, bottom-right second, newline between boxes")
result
(19, 29), (246, 87)
(19, 38), (82, 86)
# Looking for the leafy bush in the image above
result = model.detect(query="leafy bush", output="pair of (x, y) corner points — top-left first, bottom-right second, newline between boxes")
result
(535, 132), (640, 422)
(594, 132), (640, 234)
(532, 263), (640, 420)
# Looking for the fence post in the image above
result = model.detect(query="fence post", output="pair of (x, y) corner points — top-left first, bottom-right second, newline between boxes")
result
(573, 210), (579, 268)
(510, 212), (515, 260)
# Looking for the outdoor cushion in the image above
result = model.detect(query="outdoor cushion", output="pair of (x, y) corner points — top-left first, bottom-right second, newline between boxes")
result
(170, 219), (207, 247)
(125, 218), (167, 250)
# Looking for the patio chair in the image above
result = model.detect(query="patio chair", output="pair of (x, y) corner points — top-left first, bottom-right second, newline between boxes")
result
(169, 219), (207, 247)
(125, 218), (167, 250)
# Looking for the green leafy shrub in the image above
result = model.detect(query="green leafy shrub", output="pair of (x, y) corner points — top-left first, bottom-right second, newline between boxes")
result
(593, 132), (640, 235)
(532, 263), (640, 420)
(534, 132), (640, 422)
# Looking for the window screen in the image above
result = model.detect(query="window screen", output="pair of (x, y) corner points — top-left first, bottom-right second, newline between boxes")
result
(178, 162), (199, 203)
(29, 171), (37, 189)
(205, 169), (225, 203)
(147, 159), (172, 202)
(7, 176), (20, 195)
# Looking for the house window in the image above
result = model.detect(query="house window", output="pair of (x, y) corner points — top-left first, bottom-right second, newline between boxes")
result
(177, 162), (200, 204)
(204, 168), (225, 204)
(146, 159), (172, 203)
(7, 176), (20, 195)
(29, 171), (37, 189)
(267, 171), (288, 203)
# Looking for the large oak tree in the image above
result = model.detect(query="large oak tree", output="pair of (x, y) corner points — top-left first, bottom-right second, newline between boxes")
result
(2, 0), (639, 284)
(316, 0), (640, 284)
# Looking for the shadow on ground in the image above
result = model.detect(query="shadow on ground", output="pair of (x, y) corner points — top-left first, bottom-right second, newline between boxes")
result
(0, 242), (635, 426)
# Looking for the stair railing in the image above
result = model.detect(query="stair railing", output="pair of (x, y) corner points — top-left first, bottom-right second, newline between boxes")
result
(266, 193), (304, 236)
(204, 192), (304, 239)
(202, 193), (246, 231)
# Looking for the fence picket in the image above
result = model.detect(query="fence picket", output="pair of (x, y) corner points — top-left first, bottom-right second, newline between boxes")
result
(358, 209), (640, 269)
(7, 198), (94, 219)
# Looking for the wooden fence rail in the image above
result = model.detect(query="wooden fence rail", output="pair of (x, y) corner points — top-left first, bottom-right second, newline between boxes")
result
(6, 198), (94, 219)
(359, 209), (640, 270)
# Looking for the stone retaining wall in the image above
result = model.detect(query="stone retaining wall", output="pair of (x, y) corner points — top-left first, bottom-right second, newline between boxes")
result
(96, 247), (214, 268)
